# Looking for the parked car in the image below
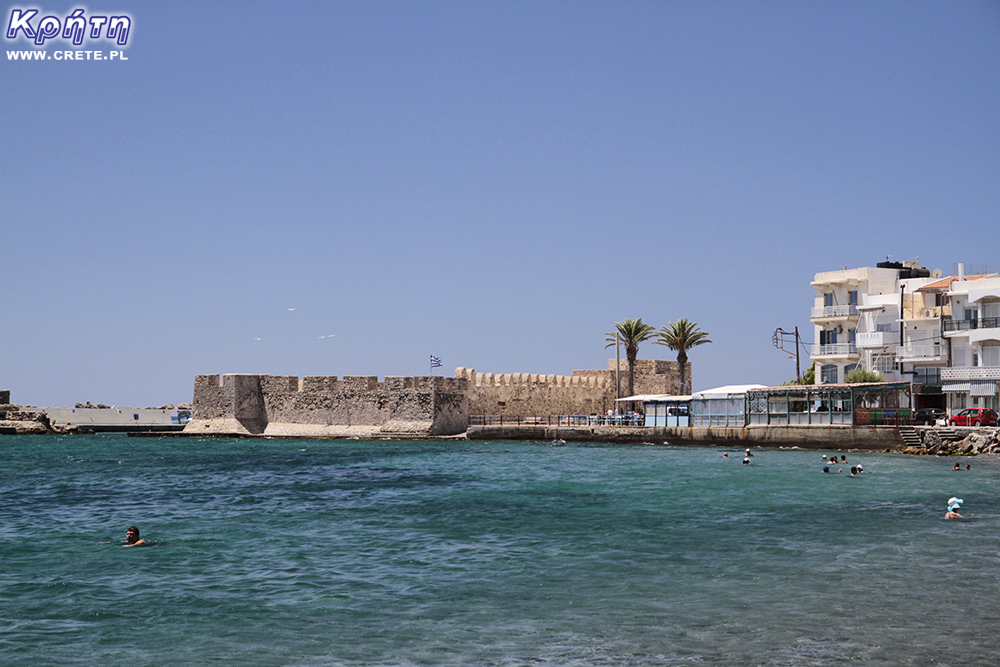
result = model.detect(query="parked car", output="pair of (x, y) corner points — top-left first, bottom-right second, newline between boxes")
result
(914, 408), (946, 425)
(948, 408), (999, 427)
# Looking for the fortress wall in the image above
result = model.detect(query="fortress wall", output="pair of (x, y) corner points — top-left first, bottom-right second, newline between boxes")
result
(454, 359), (690, 418)
(601, 359), (691, 396)
(456, 367), (615, 418)
(431, 378), (471, 435)
(187, 362), (686, 436)
(187, 373), (469, 436)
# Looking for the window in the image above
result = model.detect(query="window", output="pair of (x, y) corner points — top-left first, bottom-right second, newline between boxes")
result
(983, 343), (1000, 367)
(848, 290), (858, 306)
(821, 364), (838, 384)
(872, 353), (897, 374)
(965, 308), (978, 322)
(824, 292), (834, 307)
(849, 327), (856, 344)
(984, 302), (1000, 319)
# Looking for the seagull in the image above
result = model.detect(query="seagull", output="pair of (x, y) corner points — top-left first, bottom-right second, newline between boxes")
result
(287, 307), (296, 312)
(318, 334), (336, 339)
(253, 337), (262, 341)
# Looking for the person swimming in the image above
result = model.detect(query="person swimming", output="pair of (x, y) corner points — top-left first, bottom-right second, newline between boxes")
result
(122, 526), (147, 547)
(945, 498), (964, 519)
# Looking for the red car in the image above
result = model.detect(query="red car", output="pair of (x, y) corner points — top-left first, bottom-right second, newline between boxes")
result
(949, 408), (999, 427)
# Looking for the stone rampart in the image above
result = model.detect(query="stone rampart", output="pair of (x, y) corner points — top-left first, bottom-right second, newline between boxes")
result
(604, 359), (691, 396)
(458, 367), (615, 418)
(187, 373), (468, 437)
(458, 359), (690, 418)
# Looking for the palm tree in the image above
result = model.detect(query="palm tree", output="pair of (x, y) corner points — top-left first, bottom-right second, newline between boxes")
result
(655, 318), (711, 394)
(605, 318), (655, 399)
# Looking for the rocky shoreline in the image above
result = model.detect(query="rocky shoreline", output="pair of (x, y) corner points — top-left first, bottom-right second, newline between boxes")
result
(0, 402), (191, 435)
(898, 426), (1000, 456)
(0, 404), (61, 434)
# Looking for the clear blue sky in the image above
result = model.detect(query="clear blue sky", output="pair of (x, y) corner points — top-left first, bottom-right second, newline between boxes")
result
(3, 1), (999, 407)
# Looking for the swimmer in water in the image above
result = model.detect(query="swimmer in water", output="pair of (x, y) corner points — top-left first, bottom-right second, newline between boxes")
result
(122, 526), (147, 547)
(945, 498), (965, 519)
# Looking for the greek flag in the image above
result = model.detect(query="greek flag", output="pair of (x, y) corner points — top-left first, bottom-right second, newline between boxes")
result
(430, 355), (442, 368)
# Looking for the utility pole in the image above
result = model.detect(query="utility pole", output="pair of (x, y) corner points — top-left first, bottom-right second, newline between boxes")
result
(773, 327), (802, 382)
(615, 331), (621, 403)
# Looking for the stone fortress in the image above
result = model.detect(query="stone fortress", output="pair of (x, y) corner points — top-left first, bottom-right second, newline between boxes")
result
(183, 359), (689, 437)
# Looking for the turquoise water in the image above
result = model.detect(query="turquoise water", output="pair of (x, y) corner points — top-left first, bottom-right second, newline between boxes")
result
(2, 434), (999, 666)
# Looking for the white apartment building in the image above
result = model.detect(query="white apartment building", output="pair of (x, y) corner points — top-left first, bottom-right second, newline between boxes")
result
(940, 271), (1000, 412)
(810, 261), (1000, 413)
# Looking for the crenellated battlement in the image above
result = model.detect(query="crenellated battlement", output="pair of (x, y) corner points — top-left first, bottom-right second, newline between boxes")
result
(455, 367), (609, 388)
(195, 373), (468, 395)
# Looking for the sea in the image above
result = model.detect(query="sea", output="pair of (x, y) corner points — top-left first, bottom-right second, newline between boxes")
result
(1, 434), (998, 666)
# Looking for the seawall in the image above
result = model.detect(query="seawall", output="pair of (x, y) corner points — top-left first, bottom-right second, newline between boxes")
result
(467, 424), (907, 450)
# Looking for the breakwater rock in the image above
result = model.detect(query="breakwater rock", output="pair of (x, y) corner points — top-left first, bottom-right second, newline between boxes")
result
(0, 404), (59, 434)
(898, 427), (1000, 456)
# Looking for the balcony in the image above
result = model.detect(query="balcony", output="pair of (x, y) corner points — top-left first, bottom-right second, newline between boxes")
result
(811, 343), (858, 357)
(941, 366), (1000, 381)
(943, 316), (1000, 333)
(856, 331), (897, 348)
(898, 343), (943, 361)
(811, 305), (858, 320)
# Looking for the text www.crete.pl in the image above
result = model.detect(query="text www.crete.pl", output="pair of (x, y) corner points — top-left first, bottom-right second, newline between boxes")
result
(7, 49), (127, 60)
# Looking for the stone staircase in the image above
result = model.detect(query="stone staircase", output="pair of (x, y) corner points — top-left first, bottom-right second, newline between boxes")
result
(934, 427), (966, 444)
(898, 427), (923, 448)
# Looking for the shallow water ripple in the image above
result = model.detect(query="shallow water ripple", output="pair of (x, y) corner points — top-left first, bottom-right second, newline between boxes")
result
(2, 435), (1000, 665)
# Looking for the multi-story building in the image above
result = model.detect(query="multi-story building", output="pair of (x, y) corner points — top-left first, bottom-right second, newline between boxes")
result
(810, 261), (999, 413)
(810, 261), (936, 385)
(940, 269), (1000, 412)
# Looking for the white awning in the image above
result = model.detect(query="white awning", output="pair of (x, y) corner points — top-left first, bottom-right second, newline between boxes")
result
(970, 380), (998, 397)
(616, 394), (691, 402)
(692, 384), (767, 399)
(968, 287), (1000, 304)
(942, 381), (971, 393)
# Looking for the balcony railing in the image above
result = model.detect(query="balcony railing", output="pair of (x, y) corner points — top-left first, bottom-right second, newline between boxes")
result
(941, 366), (1000, 381)
(943, 317), (1000, 333)
(469, 414), (645, 427)
(811, 343), (858, 357)
(811, 305), (858, 320)
(899, 343), (943, 360)
(856, 331), (897, 348)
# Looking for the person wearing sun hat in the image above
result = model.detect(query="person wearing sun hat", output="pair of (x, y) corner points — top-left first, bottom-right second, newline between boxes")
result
(945, 497), (964, 519)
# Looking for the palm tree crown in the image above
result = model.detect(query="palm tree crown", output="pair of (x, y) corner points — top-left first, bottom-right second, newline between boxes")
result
(655, 318), (711, 393)
(605, 318), (655, 398)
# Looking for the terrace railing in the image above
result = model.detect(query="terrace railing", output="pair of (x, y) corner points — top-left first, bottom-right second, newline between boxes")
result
(943, 317), (1000, 333)
(469, 414), (645, 427)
